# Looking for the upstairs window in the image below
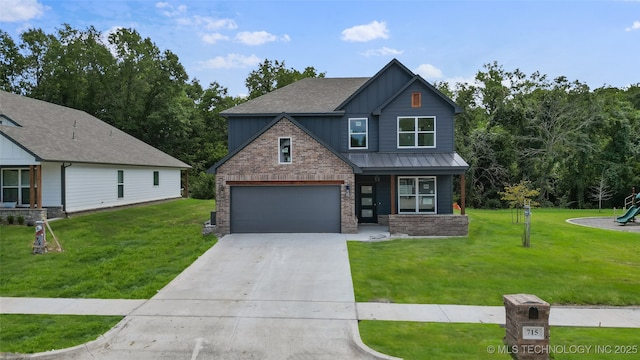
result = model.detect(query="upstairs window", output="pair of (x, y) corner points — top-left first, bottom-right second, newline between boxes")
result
(349, 118), (368, 149)
(279, 137), (292, 164)
(398, 116), (436, 148)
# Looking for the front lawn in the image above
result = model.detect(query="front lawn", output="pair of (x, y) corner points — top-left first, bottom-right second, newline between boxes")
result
(0, 199), (216, 299)
(348, 209), (640, 306)
(359, 321), (640, 360)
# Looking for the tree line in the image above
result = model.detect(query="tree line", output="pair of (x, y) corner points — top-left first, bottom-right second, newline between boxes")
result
(1, 25), (638, 207)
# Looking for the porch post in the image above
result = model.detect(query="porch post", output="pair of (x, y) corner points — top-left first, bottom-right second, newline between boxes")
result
(36, 165), (42, 209)
(460, 174), (466, 216)
(29, 165), (35, 208)
(390, 175), (396, 215)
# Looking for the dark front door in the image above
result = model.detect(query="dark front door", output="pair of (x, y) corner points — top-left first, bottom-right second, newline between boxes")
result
(358, 183), (376, 223)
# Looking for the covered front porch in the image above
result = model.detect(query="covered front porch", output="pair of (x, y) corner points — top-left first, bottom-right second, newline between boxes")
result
(0, 165), (47, 223)
(345, 152), (469, 237)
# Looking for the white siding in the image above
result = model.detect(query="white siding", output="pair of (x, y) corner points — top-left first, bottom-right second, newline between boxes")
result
(65, 164), (182, 213)
(0, 134), (37, 165)
(41, 162), (62, 207)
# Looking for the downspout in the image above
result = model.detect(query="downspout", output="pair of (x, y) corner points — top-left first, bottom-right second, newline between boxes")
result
(61, 163), (72, 213)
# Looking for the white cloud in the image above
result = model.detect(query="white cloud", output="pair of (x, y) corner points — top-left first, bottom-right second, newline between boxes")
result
(415, 63), (444, 79)
(361, 47), (403, 57)
(235, 31), (277, 45)
(341, 20), (389, 42)
(0, 0), (48, 22)
(191, 16), (237, 30)
(625, 20), (640, 31)
(235, 31), (290, 45)
(155, 2), (186, 17)
(201, 33), (229, 44)
(199, 54), (262, 69)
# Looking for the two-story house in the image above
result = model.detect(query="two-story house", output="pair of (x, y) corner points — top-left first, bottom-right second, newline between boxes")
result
(209, 59), (468, 236)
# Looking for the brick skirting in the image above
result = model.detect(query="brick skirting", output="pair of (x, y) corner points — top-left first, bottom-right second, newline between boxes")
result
(388, 214), (468, 236)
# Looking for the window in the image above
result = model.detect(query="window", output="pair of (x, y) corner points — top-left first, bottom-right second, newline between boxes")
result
(1, 168), (35, 206)
(349, 118), (368, 149)
(398, 116), (436, 148)
(117, 170), (124, 198)
(153, 171), (159, 186)
(279, 137), (292, 164)
(398, 176), (436, 213)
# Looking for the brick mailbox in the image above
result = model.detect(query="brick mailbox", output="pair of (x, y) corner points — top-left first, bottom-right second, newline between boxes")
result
(504, 294), (550, 360)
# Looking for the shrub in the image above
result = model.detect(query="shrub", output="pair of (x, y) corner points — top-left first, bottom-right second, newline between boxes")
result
(190, 172), (216, 200)
(7, 215), (14, 224)
(17, 215), (25, 225)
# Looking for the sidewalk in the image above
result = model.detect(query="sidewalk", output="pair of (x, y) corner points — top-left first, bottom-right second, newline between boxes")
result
(2, 297), (639, 328)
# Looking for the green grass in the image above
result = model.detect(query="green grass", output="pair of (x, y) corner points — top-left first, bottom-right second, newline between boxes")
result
(0, 315), (122, 354)
(0, 199), (217, 353)
(0, 199), (216, 299)
(359, 322), (639, 360)
(348, 208), (640, 306)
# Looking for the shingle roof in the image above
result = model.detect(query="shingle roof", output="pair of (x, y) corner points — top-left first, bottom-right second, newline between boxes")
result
(0, 91), (190, 168)
(343, 152), (469, 174)
(221, 77), (370, 115)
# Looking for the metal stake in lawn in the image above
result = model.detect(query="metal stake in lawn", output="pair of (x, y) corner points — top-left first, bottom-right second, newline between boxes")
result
(522, 200), (531, 248)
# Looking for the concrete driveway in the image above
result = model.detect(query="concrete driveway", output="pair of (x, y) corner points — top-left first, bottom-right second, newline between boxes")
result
(55, 233), (394, 360)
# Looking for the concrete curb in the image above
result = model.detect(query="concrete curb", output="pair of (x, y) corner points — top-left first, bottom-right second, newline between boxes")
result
(348, 320), (403, 360)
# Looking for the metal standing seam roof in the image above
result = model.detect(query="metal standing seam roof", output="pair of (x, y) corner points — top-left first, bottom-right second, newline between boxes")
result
(343, 152), (469, 173)
(221, 77), (370, 115)
(0, 90), (191, 168)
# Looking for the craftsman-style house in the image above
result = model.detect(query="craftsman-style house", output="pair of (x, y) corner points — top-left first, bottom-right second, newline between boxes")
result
(209, 59), (468, 236)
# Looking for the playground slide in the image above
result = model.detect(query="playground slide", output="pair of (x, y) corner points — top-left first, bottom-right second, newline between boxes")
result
(616, 205), (640, 224)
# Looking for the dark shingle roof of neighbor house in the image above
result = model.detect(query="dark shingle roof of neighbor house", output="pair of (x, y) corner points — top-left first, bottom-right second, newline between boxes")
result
(221, 77), (370, 115)
(0, 91), (190, 168)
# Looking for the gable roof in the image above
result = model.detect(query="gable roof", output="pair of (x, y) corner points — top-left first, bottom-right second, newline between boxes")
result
(0, 91), (190, 168)
(373, 75), (463, 115)
(221, 77), (369, 115)
(208, 113), (362, 174)
(220, 59), (461, 117)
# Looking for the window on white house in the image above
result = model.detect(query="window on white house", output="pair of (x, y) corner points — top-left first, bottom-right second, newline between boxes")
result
(398, 176), (436, 213)
(349, 118), (368, 149)
(1, 168), (35, 206)
(398, 116), (436, 148)
(153, 171), (159, 186)
(117, 170), (124, 198)
(279, 137), (292, 164)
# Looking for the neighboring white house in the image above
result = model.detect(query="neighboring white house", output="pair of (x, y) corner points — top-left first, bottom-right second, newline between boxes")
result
(0, 90), (190, 220)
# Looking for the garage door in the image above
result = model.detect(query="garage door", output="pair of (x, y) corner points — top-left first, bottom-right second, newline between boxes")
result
(230, 185), (341, 233)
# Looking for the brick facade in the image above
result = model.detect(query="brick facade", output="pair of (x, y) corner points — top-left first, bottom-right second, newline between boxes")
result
(215, 118), (357, 234)
(388, 214), (469, 236)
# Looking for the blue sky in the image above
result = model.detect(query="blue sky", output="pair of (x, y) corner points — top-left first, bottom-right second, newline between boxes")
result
(2, 0), (639, 96)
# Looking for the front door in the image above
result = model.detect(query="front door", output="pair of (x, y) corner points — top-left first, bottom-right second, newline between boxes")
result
(358, 183), (376, 223)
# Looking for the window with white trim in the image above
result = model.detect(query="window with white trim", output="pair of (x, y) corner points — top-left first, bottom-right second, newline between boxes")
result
(117, 170), (124, 198)
(398, 176), (436, 213)
(349, 118), (368, 149)
(398, 116), (436, 148)
(279, 137), (292, 164)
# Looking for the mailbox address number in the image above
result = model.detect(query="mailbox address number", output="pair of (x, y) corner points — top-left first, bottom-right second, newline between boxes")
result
(522, 326), (545, 340)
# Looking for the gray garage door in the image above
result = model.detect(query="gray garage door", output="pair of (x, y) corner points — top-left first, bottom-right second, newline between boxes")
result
(230, 185), (341, 233)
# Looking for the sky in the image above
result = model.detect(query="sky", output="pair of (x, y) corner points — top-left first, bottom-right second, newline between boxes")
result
(1, 0), (639, 97)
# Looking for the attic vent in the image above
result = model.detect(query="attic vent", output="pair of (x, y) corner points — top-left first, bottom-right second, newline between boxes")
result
(411, 92), (422, 108)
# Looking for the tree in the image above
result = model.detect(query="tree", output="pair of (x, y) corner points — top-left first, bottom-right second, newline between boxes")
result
(499, 180), (540, 223)
(589, 173), (614, 212)
(245, 59), (325, 99)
